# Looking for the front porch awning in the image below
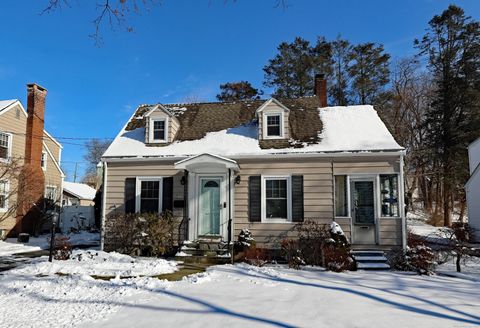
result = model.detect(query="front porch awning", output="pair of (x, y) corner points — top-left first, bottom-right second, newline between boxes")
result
(174, 153), (240, 171)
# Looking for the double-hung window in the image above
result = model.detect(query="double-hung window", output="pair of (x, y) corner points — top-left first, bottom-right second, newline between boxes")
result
(265, 114), (282, 138)
(136, 177), (162, 213)
(0, 132), (11, 161)
(45, 186), (57, 201)
(150, 118), (167, 143)
(380, 174), (399, 217)
(0, 180), (9, 212)
(334, 175), (348, 217)
(262, 176), (291, 221)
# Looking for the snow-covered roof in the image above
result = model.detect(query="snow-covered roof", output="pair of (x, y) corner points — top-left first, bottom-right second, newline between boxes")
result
(103, 103), (402, 159)
(63, 182), (97, 200)
(0, 99), (17, 113)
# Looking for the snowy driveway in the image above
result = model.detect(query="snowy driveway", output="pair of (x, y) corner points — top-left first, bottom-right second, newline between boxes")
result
(1, 263), (479, 328)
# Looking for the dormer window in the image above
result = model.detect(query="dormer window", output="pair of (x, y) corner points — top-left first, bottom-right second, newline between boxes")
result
(264, 113), (283, 139)
(149, 118), (168, 143)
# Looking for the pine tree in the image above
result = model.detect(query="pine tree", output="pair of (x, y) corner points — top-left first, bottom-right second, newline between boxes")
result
(329, 37), (352, 106)
(416, 5), (480, 226)
(216, 81), (263, 101)
(348, 43), (390, 105)
(263, 37), (332, 98)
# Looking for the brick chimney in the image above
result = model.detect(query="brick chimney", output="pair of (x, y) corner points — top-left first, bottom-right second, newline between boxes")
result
(25, 84), (47, 166)
(314, 74), (327, 107)
(16, 83), (47, 235)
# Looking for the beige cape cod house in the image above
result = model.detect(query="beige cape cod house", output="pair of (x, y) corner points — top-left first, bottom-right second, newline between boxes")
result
(101, 76), (406, 252)
(0, 84), (64, 237)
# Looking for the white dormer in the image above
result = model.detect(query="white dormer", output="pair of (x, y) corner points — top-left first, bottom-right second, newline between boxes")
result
(144, 105), (180, 144)
(256, 98), (290, 140)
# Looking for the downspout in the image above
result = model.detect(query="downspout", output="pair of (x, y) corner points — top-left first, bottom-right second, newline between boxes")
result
(100, 161), (108, 251)
(399, 153), (406, 250)
(228, 169), (233, 264)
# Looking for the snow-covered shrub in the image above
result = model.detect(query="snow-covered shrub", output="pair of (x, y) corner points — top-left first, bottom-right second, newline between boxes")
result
(104, 211), (175, 257)
(51, 235), (72, 260)
(236, 228), (255, 248)
(294, 219), (330, 267)
(442, 222), (476, 272)
(391, 231), (436, 275)
(281, 239), (305, 269)
(323, 221), (354, 272)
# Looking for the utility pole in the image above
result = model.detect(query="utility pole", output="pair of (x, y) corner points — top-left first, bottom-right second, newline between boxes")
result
(73, 162), (78, 182)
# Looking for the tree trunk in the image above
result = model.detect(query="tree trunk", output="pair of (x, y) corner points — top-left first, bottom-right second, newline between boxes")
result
(458, 198), (466, 223)
(456, 253), (461, 273)
(443, 177), (452, 227)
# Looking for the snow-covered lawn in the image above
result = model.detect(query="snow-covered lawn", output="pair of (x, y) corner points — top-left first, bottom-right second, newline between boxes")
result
(1, 261), (479, 328)
(9, 250), (178, 278)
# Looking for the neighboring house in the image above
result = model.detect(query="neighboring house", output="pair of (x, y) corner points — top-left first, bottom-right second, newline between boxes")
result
(63, 181), (96, 206)
(0, 84), (64, 238)
(466, 138), (480, 241)
(101, 75), (406, 251)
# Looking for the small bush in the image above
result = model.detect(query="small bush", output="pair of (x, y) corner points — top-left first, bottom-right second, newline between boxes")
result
(52, 236), (72, 260)
(244, 247), (271, 267)
(281, 239), (304, 269)
(105, 211), (176, 257)
(391, 230), (436, 275)
(281, 220), (353, 271)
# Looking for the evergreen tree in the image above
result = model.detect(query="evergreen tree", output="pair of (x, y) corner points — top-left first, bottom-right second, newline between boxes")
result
(263, 37), (332, 98)
(416, 5), (480, 226)
(216, 81), (263, 101)
(329, 37), (352, 106)
(348, 42), (390, 105)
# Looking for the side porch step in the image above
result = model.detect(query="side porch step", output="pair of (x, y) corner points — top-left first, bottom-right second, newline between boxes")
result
(176, 239), (231, 264)
(352, 250), (390, 270)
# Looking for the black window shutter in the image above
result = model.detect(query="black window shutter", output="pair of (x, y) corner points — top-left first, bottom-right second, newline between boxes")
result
(162, 177), (174, 212)
(292, 175), (304, 222)
(248, 176), (261, 222)
(124, 178), (136, 214)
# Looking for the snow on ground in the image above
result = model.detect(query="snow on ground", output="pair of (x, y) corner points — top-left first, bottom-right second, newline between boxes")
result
(9, 250), (178, 278)
(1, 262), (478, 328)
(0, 231), (100, 256)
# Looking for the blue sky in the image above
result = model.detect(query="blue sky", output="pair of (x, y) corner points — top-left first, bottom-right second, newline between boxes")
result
(1, 0), (479, 180)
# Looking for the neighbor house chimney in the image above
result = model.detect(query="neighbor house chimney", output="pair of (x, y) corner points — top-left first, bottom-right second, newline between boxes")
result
(314, 74), (327, 107)
(25, 83), (47, 165)
(16, 83), (47, 235)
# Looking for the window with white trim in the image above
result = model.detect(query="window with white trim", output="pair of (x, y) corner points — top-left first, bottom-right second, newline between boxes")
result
(0, 132), (11, 160)
(262, 176), (291, 221)
(0, 180), (9, 212)
(265, 113), (282, 138)
(334, 175), (348, 217)
(41, 151), (47, 170)
(136, 177), (163, 213)
(150, 118), (167, 143)
(45, 186), (57, 201)
(380, 174), (399, 217)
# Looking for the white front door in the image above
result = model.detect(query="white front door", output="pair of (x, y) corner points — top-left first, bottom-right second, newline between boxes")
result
(198, 177), (222, 236)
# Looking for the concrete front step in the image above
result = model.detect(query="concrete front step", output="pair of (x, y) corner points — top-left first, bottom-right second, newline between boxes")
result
(353, 255), (388, 262)
(356, 262), (390, 270)
(353, 250), (391, 270)
(175, 255), (231, 264)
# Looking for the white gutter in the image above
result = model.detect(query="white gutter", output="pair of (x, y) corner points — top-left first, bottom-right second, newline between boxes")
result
(100, 161), (108, 251)
(399, 153), (407, 250)
(102, 150), (406, 163)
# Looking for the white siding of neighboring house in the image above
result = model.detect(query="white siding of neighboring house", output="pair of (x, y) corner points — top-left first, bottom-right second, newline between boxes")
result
(467, 138), (480, 241)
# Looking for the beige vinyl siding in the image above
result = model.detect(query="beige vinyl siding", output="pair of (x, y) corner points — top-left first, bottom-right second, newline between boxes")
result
(105, 161), (183, 217)
(43, 147), (62, 199)
(0, 104), (27, 231)
(104, 155), (403, 248)
(378, 217), (402, 246)
(170, 117), (180, 141)
(43, 132), (61, 163)
(233, 158), (335, 246)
